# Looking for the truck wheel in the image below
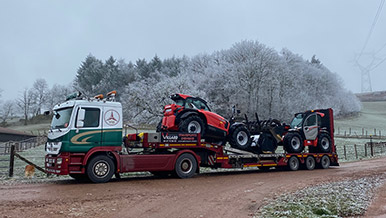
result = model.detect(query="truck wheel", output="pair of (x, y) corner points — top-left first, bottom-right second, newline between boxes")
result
(287, 156), (300, 171)
(305, 156), (316, 170)
(86, 155), (115, 183)
(317, 133), (332, 153)
(229, 125), (252, 150)
(69, 174), (90, 182)
(284, 132), (304, 153)
(319, 155), (330, 169)
(175, 153), (197, 179)
(179, 115), (205, 136)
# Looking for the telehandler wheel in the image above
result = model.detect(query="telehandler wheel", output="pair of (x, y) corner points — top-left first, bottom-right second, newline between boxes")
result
(305, 156), (316, 170)
(229, 125), (252, 150)
(287, 156), (300, 171)
(175, 153), (197, 179)
(179, 115), (206, 136)
(317, 133), (332, 153)
(86, 155), (115, 183)
(319, 155), (331, 169)
(284, 132), (304, 153)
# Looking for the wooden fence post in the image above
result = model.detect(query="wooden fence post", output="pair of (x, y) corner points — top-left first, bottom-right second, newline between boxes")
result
(362, 128), (364, 136)
(354, 144), (358, 159)
(374, 128), (376, 136)
(370, 136), (374, 156)
(349, 128), (351, 135)
(8, 144), (15, 177)
(365, 144), (367, 157)
(344, 145), (347, 160)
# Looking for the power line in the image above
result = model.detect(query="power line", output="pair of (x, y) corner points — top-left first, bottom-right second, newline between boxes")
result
(371, 55), (386, 70)
(357, 0), (385, 60)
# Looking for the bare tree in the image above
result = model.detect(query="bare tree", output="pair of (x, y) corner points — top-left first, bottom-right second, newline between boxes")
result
(31, 78), (49, 115)
(0, 100), (14, 126)
(17, 88), (34, 125)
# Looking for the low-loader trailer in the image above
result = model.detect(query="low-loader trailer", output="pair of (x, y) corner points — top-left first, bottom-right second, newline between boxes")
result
(45, 92), (339, 183)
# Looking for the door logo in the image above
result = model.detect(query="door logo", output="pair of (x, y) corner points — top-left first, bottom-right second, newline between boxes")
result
(104, 109), (120, 126)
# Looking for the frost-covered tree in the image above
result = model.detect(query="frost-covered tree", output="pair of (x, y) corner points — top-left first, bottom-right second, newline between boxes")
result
(0, 100), (14, 126)
(31, 78), (49, 115)
(74, 54), (104, 95)
(17, 88), (34, 125)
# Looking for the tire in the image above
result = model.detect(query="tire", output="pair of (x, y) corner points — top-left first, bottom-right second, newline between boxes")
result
(287, 156), (300, 171)
(319, 155), (331, 169)
(229, 125), (252, 150)
(305, 156), (316, 170)
(86, 155), (115, 183)
(284, 132), (304, 153)
(69, 173), (90, 182)
(317, 133), (332, 153)
(175, 153), (197, 179)
(179, 115), (205, 136)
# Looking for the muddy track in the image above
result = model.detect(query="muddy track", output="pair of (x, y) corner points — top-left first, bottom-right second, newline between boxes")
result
(1, 157), (386, 218)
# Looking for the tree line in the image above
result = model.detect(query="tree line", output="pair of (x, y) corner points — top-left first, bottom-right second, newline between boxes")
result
(0, 40), (361, 126)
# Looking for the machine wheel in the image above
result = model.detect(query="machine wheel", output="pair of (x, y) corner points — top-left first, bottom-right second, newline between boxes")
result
(317, 133), (332, 153)
(175, 153), (197, 179)
(287, 156), (300, 171)
(229, 125), (252, 150)
(69, 173), (90, 182)
(305, 156), (316, 170)
(319, 155), (331, 169)
(179, 115), (205, 136)
(86, 155), (115, 183)
(284, 132), (304, 153)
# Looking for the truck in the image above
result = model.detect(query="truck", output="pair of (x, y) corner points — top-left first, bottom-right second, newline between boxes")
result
(45, 91), (339, 183)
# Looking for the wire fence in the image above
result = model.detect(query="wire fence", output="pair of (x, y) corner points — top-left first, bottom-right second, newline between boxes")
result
(336, 142), (386, 161)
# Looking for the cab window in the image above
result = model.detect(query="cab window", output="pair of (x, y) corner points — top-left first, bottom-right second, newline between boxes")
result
(192, 99), (210, 111)
(305, 114), (317, 126)
(83, 108), (100, 127)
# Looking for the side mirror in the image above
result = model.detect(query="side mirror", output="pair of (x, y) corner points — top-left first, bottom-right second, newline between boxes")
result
(44, 111), (50, 115)
(76, 108), (86, 128)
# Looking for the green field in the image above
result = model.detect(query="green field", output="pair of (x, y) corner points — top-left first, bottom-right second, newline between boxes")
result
(335, 101), (386, 136)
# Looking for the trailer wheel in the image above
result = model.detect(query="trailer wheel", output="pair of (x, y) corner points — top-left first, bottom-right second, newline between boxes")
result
(305, 156), (316, 170)
(229, 125), (252, 150)
(86, 155), (115, 183)
(317, 133), (332, 153)
(175, 153), (197, 179)
(319, 155), (330, 169)
(284, 132), (304, 153)
(179, 115), (205, 136)
(69, 174), (90, 182)
(287, 156), (300, 171)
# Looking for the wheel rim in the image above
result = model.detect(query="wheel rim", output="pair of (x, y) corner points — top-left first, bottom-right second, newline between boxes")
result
(180, 158), (193, 173)
(188, 121), (201, 133)
(291, 136), (301, 150)
(237, 131), (248, 146)
(93, 161), (109, 178)
(306, 157), (315, 169)
(289, 157), (298, 170)
(322, 156), (330, 168)
(321, 137), (330, 150)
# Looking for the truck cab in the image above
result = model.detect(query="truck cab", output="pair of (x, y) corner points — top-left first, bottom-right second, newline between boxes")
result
(45, 92), (123, 177)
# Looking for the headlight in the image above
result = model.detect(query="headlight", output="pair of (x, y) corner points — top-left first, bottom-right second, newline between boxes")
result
(57, 158), (62, 165)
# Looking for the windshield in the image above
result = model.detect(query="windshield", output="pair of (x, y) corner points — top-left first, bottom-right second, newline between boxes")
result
(51, 107), (73, 129)
(290, 113), (303, 128)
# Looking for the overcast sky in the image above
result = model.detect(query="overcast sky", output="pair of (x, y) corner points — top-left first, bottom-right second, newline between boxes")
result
(1, 0), (385, 101)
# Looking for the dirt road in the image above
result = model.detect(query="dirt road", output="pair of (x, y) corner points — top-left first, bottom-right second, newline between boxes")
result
(1, 157), (385, 218)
